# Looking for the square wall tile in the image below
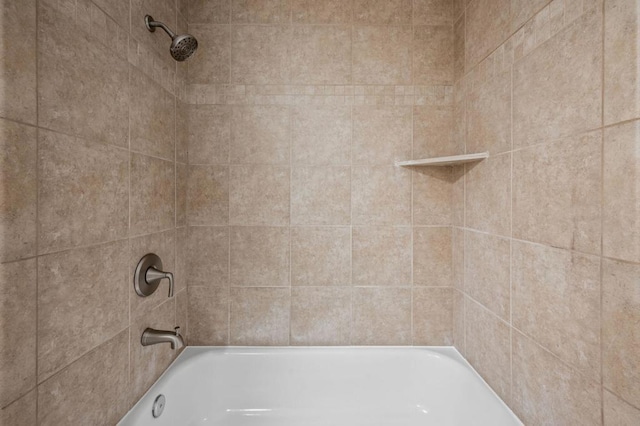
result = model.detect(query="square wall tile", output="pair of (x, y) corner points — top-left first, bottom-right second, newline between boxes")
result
(513, 131), (602, 255)
(175, 226), (188, 292)
(38, 130), (128, 254)
(187, 226), (229, 287)
(453, 78), (466, 157)
(412, 287), (453, 345)
(0, 391), (36, 426)
(0, 119), (36, 262)
(513, 8), (602, 147)
(413, 227), (452, 287)
(188, 286), (229, 345)
(453, 15), (465, 81)
(188, 25), (231, 84)
(231, 25), (290, 84)
(603, 259), (640, 408)
(512, 331), (602, 426)
(451, 166), (464, 227)
(130, 66), (175, 160)
(353, 0), (412, 25)
(353, 26), (412, 85)
(465, 153), (511, 236)
(37, 331), (129, 426)
(465, 0), (510, 69)
(604, 0), (640, 125)
(38, 2), (128, 147)
(290, 26), (351, 84)
(229, 165), (290, 226)
(512, 241), (601, 379)
(413, 25), (453, 85)
(291, 287), (352, 345)
(176, 100), (189, 163)
(353, 226), (412, 286)
(452, 227), (464, 291)
(231, 0), (290, 23)
(511, 0), (550, 31)
(187, 104), (231, 165)
(413, 167), (453, 226)
(452, 0), (465, 20)
(187, 165), (229, 226)
(465, 298), (511, 404)
(352, 287), (412, 345)
(230, 106), (290, 165)
(413, 105), (456, 159)
(452, 289), (465, 354)
(604, 120), (640, 263)
(291, 227), (351, 286)
(292, 105), (351, 166)
(230, 226), (290, 287)
(291, 167), (351, 225)
(466, 66), (512, 155)
(0, 260), (36, 408)
(353, 106), (412, 165)
(291, 0), (352, 24)
(352, 166), (412, 226)
(0, 0), (36, 124)
(604, 391), (640, 426)
(37, 241), (128, 383)
(130, 153), (175, 236)
(77, 0), (129, 48)
(176, 164), (187, 227)
(414, 0), (453, 25)
(230, 287), (290, 345)
(464, 231), (510, 321)
(188, 0), (230, 24)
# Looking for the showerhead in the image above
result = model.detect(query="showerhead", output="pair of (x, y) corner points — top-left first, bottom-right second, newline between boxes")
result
(145, 15), (198, 62)
(170, 34), (198, 62)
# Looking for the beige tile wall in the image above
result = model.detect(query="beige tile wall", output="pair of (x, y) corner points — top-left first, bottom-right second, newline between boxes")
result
(454, 0), (640, 424)
(0, 0), (188, 422)
(184, 0), (457, 350)
(4, 0), (638, 424)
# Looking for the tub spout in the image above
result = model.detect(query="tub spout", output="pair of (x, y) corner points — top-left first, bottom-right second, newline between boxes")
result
(141, 327), (185, 350)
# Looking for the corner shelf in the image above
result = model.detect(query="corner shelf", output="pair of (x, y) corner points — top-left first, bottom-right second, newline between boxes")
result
(395, 152), (489, 167)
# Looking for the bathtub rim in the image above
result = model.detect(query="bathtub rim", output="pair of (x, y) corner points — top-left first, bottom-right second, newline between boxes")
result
(121, 345), (522, 425)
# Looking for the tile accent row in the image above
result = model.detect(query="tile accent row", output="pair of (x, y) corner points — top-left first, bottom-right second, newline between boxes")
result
(187, 84), (454, 106)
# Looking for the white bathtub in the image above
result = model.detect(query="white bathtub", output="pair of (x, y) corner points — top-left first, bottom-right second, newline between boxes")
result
(119, 347), (522, 426)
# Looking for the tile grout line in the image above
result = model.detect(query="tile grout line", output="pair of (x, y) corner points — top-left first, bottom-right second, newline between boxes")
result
(509, 36), (515, 405)
(288, 103), (292, 346)
(410, 0), (415, 345)
(126, 0), (133, 406)
(349, 3), (354, 346)
(599, 0), (606, 422)
(35, 0), (41, 417)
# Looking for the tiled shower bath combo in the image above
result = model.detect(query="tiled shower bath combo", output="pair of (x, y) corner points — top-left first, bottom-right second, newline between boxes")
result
(0, 0), (638, 425)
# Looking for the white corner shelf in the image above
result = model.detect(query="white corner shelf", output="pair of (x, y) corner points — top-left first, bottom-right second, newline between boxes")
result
(395, 152), (489, 167)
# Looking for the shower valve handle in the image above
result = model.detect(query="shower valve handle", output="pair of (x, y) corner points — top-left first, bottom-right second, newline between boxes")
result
(134, 253), (175, 298)
(146, 267), (174, 297)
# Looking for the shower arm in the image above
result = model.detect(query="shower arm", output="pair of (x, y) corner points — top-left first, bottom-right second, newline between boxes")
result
(145, 15), (176, 38)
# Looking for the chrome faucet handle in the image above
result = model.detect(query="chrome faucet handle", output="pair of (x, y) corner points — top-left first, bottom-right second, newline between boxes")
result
(134, 254), (175, 298)
(174, 326), (181, 336)
(146, 267), (174, 297)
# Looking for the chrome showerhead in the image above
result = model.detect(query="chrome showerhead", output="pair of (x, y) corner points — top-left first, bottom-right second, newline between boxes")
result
(145, 15), (198, 62)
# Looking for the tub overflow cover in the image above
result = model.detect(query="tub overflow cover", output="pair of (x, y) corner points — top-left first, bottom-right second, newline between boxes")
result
(152, 394), (166, 418)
